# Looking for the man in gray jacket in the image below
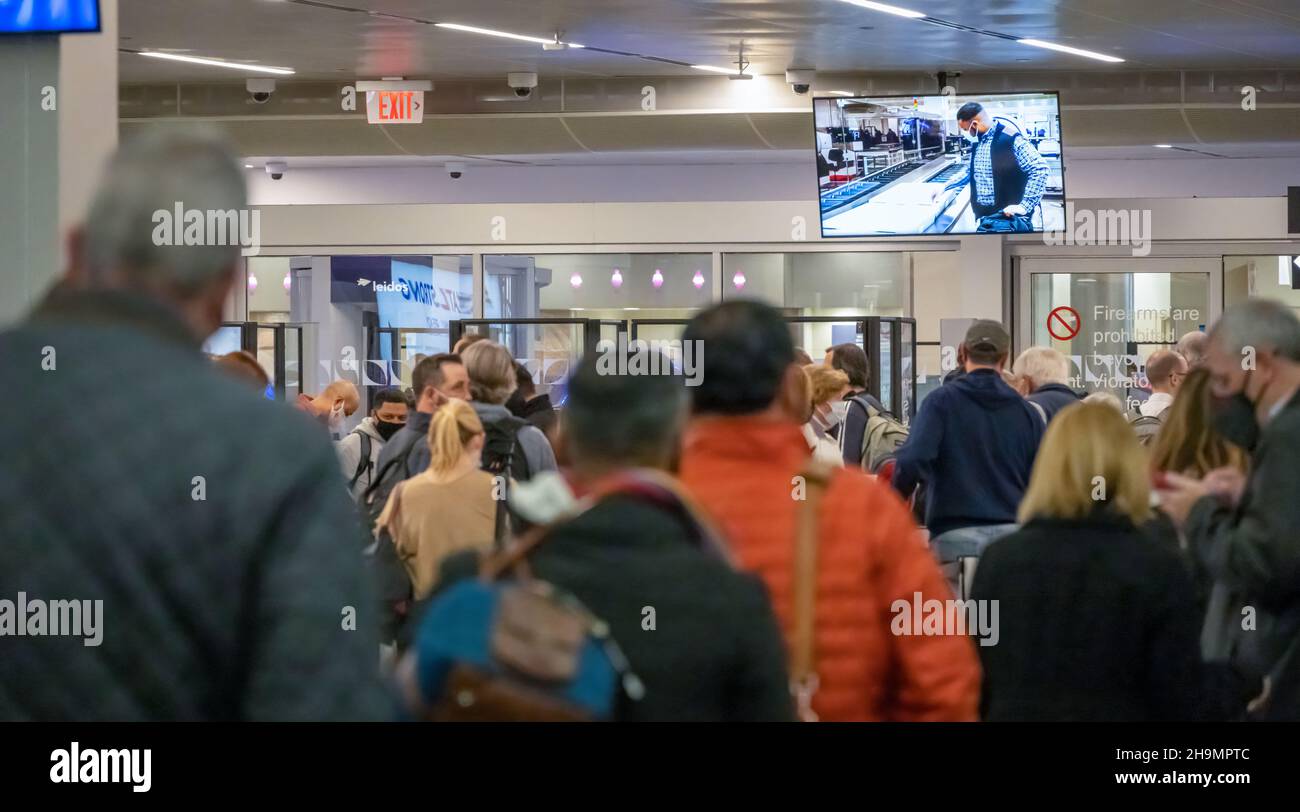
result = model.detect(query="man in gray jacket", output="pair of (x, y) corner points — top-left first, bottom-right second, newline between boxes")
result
(337, 387), (409, 499)
(1162, 300), (1300, 721)
(0, 130), (386, 720)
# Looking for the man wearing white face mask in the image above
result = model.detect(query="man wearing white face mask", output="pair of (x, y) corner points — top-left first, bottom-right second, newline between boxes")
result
(296, 380), (361, 438)
(932, 101), (1048, 233)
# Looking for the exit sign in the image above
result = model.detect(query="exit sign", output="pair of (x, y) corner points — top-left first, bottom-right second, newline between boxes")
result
(366, 90), (424, 124)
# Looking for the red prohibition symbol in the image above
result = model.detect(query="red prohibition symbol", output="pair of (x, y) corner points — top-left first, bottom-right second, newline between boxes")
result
(1047, 306), (1082, 341)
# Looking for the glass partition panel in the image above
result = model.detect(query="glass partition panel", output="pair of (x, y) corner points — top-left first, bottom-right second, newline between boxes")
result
(1029, 271), (1210, 405)
(722, 251), (910, 356)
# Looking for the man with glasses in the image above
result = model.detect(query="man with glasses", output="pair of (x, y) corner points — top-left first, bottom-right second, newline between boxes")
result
(1141, 349), (1189, 418)
(933, 101), (1049, 233)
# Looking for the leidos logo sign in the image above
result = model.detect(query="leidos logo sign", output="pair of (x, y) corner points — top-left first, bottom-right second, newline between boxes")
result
(357, 278), (409, 294)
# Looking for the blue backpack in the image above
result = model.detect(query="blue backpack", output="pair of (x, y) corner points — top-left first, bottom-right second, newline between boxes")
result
(403, 525), (642, 722)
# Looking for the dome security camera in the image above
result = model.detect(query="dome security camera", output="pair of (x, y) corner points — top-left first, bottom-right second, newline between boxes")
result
(265, 161), (287, 181)
(446, 161), (465, 180)
(785, 69), (816, 96)
(247, 77), (276, 104)
(507, 72), (538, 99)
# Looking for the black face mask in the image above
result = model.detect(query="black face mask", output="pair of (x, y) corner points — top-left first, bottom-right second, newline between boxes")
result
(1210, 374), (1260, 452)
(374, 419), (404, 442)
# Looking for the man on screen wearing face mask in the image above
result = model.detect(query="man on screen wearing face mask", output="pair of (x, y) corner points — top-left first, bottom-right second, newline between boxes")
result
(296, 379), (361, 438)
(933, 102), (1049, 233)
(337, 387), (409, 499)
(1159, 300), (1300, 721)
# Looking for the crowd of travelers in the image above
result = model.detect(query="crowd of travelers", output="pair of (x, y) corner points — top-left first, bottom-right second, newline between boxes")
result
(3, 130), (1298, 723)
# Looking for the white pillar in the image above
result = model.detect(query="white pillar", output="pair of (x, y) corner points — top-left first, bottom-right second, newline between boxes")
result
(58, 0), (119, 247)
(0, 37), (60, 325)
(957, 234), (1007, 323)
(0, 1), (118, 327)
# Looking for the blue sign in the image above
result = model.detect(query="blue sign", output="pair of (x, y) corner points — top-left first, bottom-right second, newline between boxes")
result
(1, 1), (101, 34)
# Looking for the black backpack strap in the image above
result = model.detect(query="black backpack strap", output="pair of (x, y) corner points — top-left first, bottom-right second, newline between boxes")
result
(348, 430), (373, 489)
(362, 428), (422, 505)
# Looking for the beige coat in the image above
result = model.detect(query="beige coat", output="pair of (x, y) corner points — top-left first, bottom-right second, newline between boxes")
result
(378, 468), (497, 598)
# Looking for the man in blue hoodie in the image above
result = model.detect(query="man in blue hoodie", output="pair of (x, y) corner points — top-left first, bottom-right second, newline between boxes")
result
(893, 320), (1045, 541)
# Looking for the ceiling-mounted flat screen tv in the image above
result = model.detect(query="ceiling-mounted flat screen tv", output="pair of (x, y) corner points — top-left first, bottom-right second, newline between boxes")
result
(814, 91), (1065, 238)
(0, 1), (101, 35)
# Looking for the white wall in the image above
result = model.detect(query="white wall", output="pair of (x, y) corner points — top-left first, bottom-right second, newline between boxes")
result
(246, 155), (1300, 207)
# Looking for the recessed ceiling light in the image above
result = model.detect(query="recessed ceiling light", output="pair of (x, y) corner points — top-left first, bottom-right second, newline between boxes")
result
(691, 64), (735, 74)
(1017, 39), (1124, 63)
(838, 1), (926, 19)
(244, 164), (255, 169)
(829, 90), (856, 96)
(139, 51), (295, 75)
(1154, 144), (1173, 149)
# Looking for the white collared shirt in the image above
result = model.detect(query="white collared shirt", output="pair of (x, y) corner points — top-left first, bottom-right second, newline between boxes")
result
(1140, 391), (1174, 418)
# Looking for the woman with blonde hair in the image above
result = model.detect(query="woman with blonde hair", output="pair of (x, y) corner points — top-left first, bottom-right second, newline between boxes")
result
(377, 399), (497, 599)
(971, 403), (1256, 721)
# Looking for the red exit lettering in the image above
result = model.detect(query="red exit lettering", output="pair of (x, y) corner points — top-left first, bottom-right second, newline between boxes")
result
(379, 91), (412, 121)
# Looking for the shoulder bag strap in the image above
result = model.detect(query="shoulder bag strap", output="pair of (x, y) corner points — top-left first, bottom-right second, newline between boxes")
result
(791, 461), (833, 722)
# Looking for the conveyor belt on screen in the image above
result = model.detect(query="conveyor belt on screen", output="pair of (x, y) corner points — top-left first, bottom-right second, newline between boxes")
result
(926, 164), (965, 184)
(819, 160), (926, 216)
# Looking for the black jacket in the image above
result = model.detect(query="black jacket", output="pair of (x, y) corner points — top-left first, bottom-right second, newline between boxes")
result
(432, 492), (794, 721)
(893, 368), (1044, 537)
(510, 392), (558, 437)
(971, 515), (1254, 721)
(0, 290), (387, 720)
(1026, 383), (1081, 422)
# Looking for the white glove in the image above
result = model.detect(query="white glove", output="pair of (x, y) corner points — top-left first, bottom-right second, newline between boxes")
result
(1002, 204), (1027, 217)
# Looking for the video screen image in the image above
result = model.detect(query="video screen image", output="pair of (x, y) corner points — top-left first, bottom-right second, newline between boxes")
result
(0, 0), (101, 34)
(815, 92), (1064, 238)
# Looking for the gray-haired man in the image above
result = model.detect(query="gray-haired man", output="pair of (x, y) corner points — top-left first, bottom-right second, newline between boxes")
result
(0, 131), (386, 720)
(1161, 299), (1300, 721)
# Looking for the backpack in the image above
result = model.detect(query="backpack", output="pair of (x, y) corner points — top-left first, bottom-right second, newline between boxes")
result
(852, 395), (910, 474)
(360, 428), (426, 643)
(1128, 410), (1164, 446)
(482, 415), (531, 481)
(347, 429), (373, 491)
(402, 510), (643, 721)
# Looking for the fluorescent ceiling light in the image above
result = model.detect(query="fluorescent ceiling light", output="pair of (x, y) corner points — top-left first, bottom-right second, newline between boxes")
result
(691, 64), (735, 74)
(436, 22), (580, 48)
(1018, 39), (1124, 63)
(829, 90), (856, 96)
(838, 1), (926, 19)
(139, 51), (295, 75)
(1154, 144), (1173, 148)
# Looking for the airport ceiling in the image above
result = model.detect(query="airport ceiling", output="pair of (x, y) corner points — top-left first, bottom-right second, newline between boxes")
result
(118, 0), (1300, 84)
